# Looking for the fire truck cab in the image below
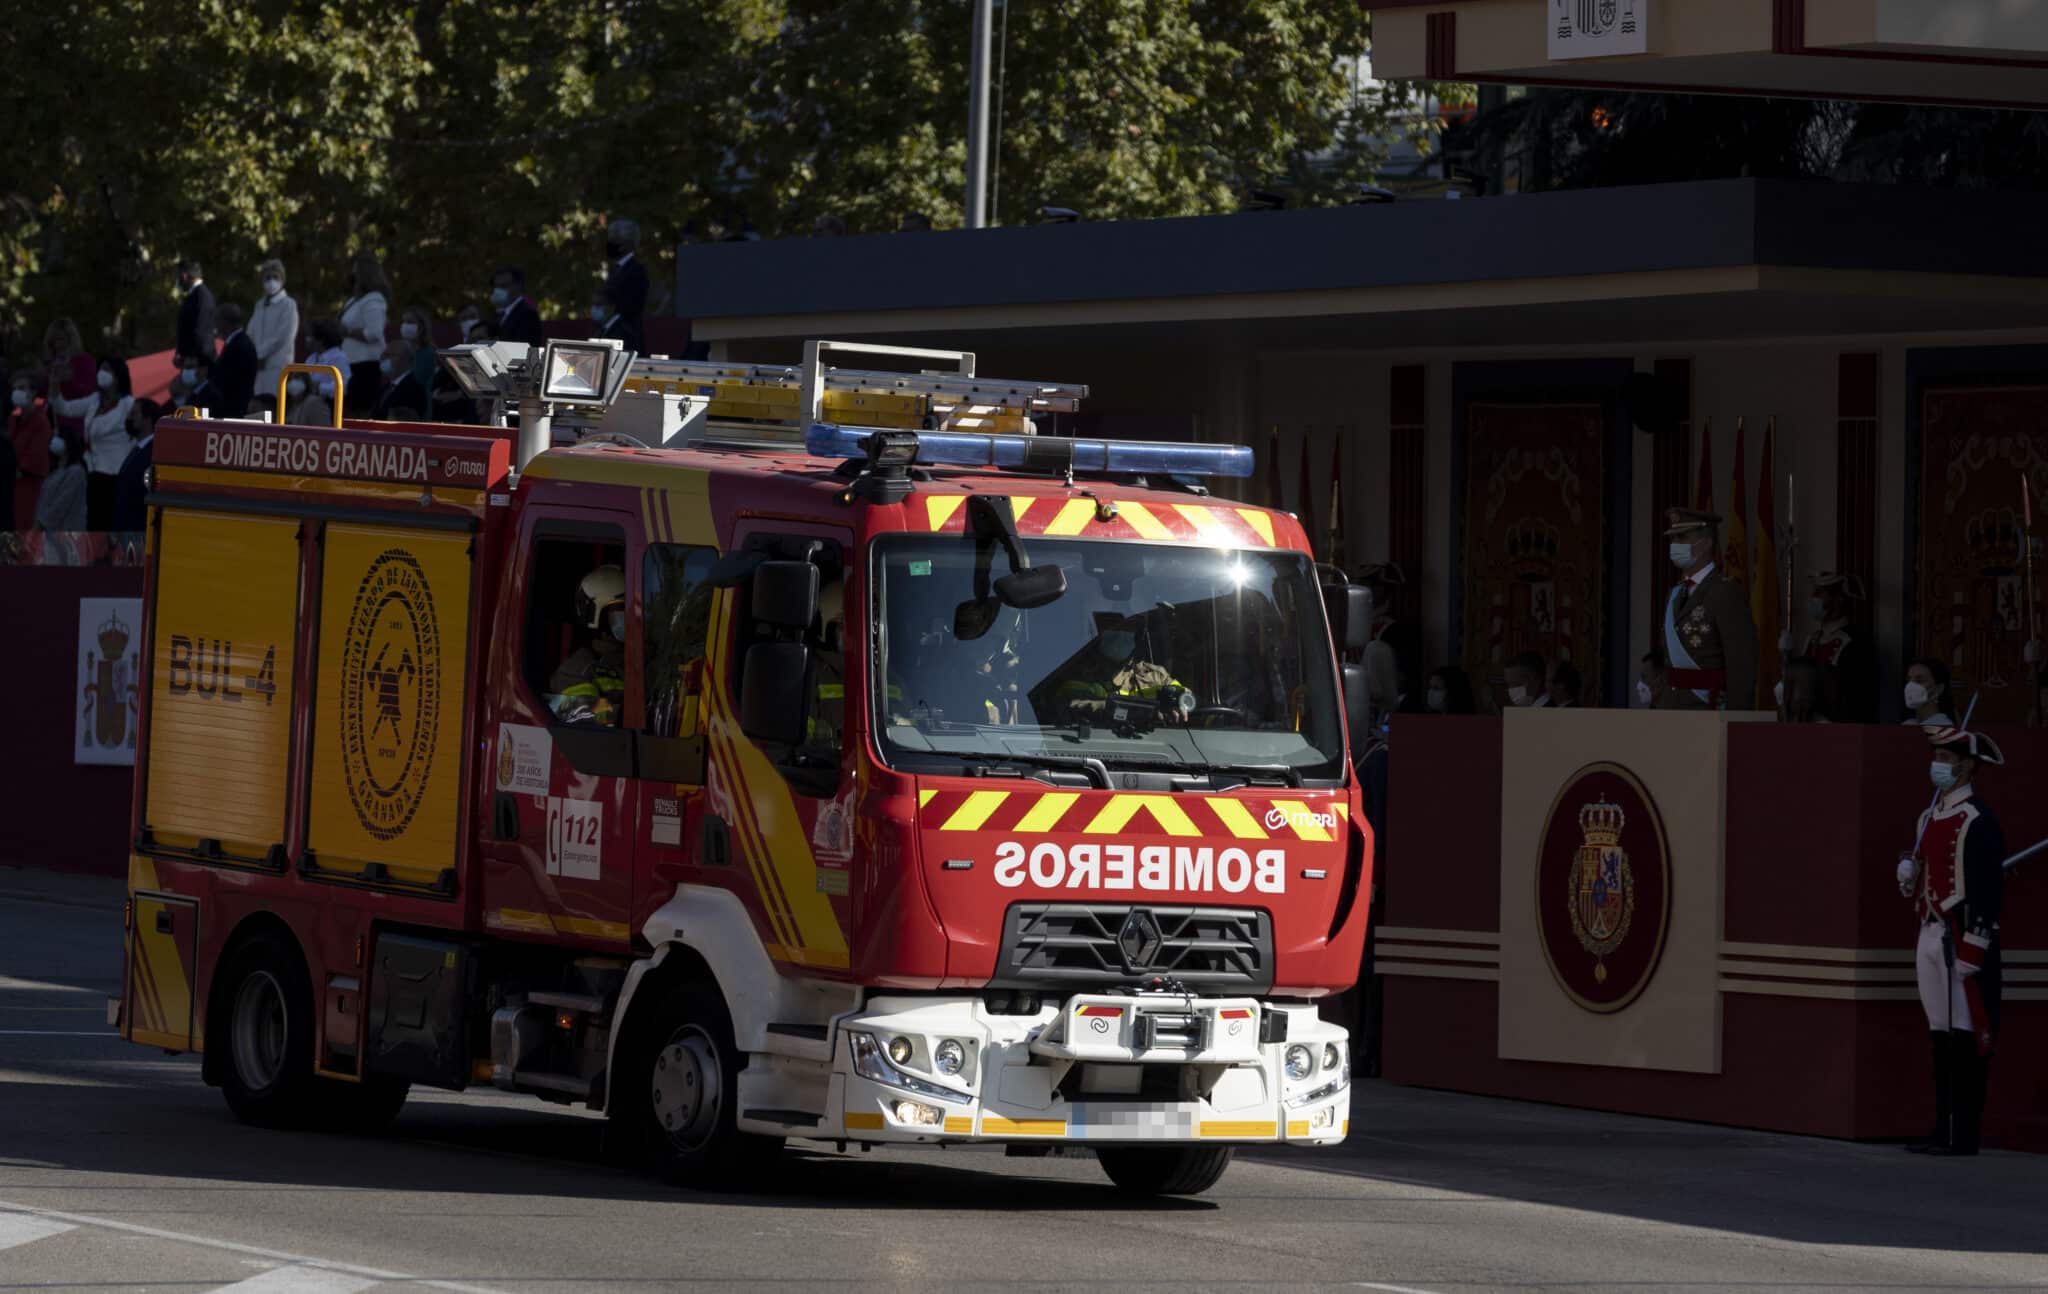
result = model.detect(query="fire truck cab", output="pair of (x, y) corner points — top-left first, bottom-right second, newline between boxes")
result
(118, 342), (1373, 1196)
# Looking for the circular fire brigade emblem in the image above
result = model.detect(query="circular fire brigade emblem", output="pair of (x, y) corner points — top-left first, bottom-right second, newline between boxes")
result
(1534, 762), (1671, 1013)
(339, 549), (441, 841)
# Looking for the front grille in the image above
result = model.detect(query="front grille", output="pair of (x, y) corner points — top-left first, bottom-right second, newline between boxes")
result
(993, 903), (1273, 993)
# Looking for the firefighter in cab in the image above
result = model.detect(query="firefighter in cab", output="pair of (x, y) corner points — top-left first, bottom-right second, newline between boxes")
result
(549, 564), (627, 725)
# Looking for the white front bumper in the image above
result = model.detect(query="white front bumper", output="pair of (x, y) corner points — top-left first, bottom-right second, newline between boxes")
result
(806, 995), (1351, 1147)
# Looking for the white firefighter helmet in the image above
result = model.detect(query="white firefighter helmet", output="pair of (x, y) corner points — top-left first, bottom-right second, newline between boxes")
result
(575, 564), (626, 629)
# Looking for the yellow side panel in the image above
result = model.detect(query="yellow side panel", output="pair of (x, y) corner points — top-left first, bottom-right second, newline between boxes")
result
(306, 525), (471, 884)
(128, 893), (197, 1051)
(144, 511), (299, 858)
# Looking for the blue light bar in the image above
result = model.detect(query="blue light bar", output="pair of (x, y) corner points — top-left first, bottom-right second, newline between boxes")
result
(805, 422), (1255, 479)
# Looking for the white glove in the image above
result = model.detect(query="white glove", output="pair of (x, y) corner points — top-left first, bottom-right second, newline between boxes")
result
(1896, 854), (1919, 896)
(1777, 632), (1795, 653)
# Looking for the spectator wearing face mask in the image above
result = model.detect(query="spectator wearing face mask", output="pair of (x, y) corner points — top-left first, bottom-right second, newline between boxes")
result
(603, 218), (648, 347)
(1423, 665), (1477, 715)
(372, 337), (428, 421)
(10, 370), (53, 527)
(111, 398), (159, 533)
(590, 287), (637, 350)
(34, 422), (88, 535)
(454, 303), (483, 343)
(249, 258), (298, 404)
(339, 253), (390, 415)
(1903, 657), (1956, 727)
(1637, 648), (1669, 709)
(177, 349), (224, 418)
(212, 302), (258, 418)
(304, 318), (349, 402)
(1502, 650), (1549, 709)
(398, 305), (438, 387)
(283, 371), (335, 428)
(41, 318), (96, 442)
(46, 355), (133, 530)
(489, 267), (545, 347)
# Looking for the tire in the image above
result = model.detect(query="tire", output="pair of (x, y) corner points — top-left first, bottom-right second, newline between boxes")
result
(1096, 1145), (1234, 1196)
(608, 982), (783, 1188)
(216, 932), (320, 1128)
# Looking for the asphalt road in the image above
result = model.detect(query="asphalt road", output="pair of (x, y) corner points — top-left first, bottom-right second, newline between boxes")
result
(3, 869), (2045, 1293)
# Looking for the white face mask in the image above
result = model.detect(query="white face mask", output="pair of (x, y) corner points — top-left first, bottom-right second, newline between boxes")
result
(489, 287), (510, 307)
(1929, 761), (1958, 791)
(1669, 542), (1696, 569)
(1425, 688), (1445, 712)
(1507, 685), (1529, 707)
(286, 377), (307, 399)
(48, 437), (67, 457)
(96, 370), (115, 391)
(1773, 680), (1786, 708)
(1904, 681), (1930, 710)
(263, 277), (282, 296)
(1636, 679), (1653, 707)
(400, 322), (419, 341)
(10, 388), (28, 408)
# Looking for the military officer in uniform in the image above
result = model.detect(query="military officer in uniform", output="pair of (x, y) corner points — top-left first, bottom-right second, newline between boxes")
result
(1897, 726), (2007, 1156)
(1656, 508), (1758, 710)
(1793, 572), (1877, 722)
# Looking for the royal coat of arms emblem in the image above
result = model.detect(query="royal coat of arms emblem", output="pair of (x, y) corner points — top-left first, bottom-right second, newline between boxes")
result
(1566, 799), (1634, 983)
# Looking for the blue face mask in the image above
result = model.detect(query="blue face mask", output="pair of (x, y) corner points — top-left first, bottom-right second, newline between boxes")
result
(606, 608), (626, 641)
(1929, 761), (1958, 791)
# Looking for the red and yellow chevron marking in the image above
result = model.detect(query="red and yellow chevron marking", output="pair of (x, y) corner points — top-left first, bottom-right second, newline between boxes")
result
(917, 493), (1281, 549)
(918, 789), (1342, 841)
(125, 857), (197, 1052)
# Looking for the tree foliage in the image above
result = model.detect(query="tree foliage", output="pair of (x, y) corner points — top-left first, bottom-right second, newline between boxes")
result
(2, 0), (1445, 364)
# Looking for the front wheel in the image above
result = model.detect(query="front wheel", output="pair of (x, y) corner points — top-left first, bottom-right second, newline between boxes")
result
(1096, 1145), (1234, 1196)
(609, 983), (782, 1188)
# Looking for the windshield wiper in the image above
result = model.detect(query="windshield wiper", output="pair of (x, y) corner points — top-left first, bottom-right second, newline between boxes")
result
(965, 752), (1112, 789)
(1196, 762), (1304, 789)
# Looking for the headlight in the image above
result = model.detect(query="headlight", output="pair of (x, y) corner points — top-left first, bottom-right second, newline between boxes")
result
(1323, 1043), (1342, 1072)
(1284, 1044), (1314, 1081)
(934, 1038), (966, 1075)
(848, 1031), (970, 1104)
(888, 1035), (914, 1066)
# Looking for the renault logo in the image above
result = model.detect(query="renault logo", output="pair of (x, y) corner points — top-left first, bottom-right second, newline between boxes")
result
(1117, 909), (1163, 972)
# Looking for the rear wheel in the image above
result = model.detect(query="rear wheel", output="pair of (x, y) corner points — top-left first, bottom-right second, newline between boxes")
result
(217, 934), (319, 1128)
(609, 983), (783, 1188)
(1096, 1145), (1234, 1196)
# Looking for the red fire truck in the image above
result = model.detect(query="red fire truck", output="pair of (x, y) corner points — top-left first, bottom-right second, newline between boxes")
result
(117, 341), (1372, 1196)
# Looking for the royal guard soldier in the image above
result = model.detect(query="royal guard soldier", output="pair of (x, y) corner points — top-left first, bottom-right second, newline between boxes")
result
(1656, 508), (1758, 710)
(1897, 726), (2007, 1156)
(1790, 571), (1877, 722)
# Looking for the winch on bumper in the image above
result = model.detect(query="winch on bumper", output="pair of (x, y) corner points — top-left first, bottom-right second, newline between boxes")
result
(817, 993), (1351, 1145)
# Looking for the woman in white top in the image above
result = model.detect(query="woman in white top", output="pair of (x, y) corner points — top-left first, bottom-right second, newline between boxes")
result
(46, 355), (133, 531)
(249, 258), (299, 405)
(337, 253), (389, 417)
(1903, 657), (1956, 727)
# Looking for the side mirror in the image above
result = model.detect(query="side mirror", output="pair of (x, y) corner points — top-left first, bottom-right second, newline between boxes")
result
(1341, 662), (1372, 758)
(740, 641), (811, 745)
(1324, 584), (1371, 653)
(995, 564), (1067, 609)
(752, 560), (819, 630)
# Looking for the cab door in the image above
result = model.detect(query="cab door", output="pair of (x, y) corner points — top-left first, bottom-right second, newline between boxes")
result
(479, 507), (641, 950)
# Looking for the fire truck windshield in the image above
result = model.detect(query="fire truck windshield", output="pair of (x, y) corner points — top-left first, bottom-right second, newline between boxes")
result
(872, 535), (1346, 783)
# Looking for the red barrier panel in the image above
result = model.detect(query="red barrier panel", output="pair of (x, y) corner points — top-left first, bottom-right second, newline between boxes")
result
(0, 566), (146, 877)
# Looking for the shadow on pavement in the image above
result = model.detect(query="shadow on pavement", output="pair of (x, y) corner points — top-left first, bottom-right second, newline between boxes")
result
(1244, 1080), (2048, 1257)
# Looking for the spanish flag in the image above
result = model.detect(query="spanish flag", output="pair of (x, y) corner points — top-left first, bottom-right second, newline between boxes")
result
(1752, 419), (1781, 707)
(1724, 416), (1748, 595)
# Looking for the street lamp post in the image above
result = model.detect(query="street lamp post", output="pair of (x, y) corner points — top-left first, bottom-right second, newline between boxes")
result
(965, 0), (993, 229)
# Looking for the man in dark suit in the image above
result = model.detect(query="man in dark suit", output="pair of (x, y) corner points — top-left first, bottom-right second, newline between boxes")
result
(211, 303), (258, 418)
(490, 267), (545, 347)
(604, 218), (649, 346)
(175, 259), (216, 367)
(591, 287), (639, 353)
(372, 339), (428, 420)
(1657, 508), (1759, 710)
(112, 399), (158, 532)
